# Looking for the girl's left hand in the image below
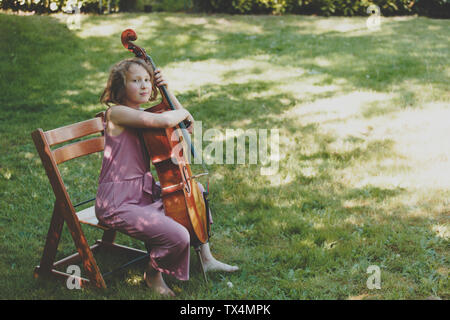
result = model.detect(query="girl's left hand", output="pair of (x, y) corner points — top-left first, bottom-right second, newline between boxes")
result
(185, 120), (194, 134)
(154, 68), (168, 88)
(154, 68), (194, 134)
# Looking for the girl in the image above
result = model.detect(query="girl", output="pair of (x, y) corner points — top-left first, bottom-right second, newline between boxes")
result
(96, 57), (238, 297)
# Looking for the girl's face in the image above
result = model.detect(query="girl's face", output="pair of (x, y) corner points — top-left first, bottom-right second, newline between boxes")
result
(123, 63), (152, 108)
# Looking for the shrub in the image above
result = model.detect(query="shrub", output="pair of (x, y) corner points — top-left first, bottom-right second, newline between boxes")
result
(414, 0), (450, 18)
(150, 0), (188, 12)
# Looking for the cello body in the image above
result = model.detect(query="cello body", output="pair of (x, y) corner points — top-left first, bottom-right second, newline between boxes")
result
(142, 101), (209, 246)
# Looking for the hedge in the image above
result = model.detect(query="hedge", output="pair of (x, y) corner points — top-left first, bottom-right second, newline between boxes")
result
(192, 0), (449, 18)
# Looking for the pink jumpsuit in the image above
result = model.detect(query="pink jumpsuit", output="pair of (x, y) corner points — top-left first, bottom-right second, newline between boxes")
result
(95, 116), (192, 281)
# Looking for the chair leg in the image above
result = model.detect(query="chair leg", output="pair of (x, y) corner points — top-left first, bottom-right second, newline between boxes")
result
(36, 202), (65, 276)
(60, 205), (106, 288)
(194, 246), (208, 283)
(35, 202), (106, 288)
(101, 229), (116, 244)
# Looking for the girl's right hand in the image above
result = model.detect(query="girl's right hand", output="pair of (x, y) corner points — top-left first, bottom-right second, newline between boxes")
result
(183, 110), (195, 134)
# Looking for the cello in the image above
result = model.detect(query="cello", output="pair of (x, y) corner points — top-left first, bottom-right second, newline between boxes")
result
(120, 30), (211, 276)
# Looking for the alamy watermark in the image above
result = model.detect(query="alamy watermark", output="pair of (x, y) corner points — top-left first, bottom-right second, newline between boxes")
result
(66, 265), (81, 290)
(171, 121), (280, 175)
(366, 265), (381, 290)
(366, 4), (381, 31)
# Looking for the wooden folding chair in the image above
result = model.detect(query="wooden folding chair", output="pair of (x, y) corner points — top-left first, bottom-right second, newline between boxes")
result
(31, 113), (147, 288)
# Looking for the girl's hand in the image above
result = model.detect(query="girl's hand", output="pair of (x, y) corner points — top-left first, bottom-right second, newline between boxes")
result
(185, 120), (194, 134)
(154, 68), (168, 88)
(154, 68), (194, 134)
(184, 111), (195, 134)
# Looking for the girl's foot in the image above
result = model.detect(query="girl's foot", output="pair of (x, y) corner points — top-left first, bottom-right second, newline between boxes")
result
(200, 243), (239, 273)
(144, 267), (175, 297)
(202, 258), (240, 273)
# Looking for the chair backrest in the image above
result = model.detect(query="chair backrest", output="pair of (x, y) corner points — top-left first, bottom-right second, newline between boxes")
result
(46, 118), (105, 165)
(31, 115), (105, 217)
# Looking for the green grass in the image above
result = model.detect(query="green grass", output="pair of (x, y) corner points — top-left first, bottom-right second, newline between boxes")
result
(0, 12), (449, 300)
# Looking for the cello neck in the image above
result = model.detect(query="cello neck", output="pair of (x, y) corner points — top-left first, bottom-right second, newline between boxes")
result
(143, 50), (200, 163)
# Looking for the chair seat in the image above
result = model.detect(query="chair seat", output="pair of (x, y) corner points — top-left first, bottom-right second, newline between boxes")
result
(76, 206), (108, 230)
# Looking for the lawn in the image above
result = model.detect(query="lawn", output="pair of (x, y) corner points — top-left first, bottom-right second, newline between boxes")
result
(0, 11), (448, 300)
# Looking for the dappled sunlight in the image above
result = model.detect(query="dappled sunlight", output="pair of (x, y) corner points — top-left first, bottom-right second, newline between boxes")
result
(229, 118), (253, 128)
(272, 219), (288, 230)
(267, 172), (294, 187)
(79, 23), (117, 38)
(81, 104), (102, 112)
(276, 79), (340, 101)
(432, 224), (449, 240)
(366, 103), (450, 189)
(299, 165), (318, 179)
(164, 56), (279, 93)
(288, 16), (390, 36)
(81, 61), (95, 71)
(163, 59), (226, 92)
(314, 17), (369, 34)
(287, 15), (420, 38)
(299, 239), (316, 249)
(312, 222), (325, 230)
(396, 191), (449, 218)
(164, 16), (210, 26)
(55, 97), (72, 106)
(125, 274), (143, 286)
(281, 87), (449, 196)
(177, 16), (265, 35)
(64, 89), (81, 96)
(314, 57), (333, 67)
(52, 12), (130, 38)
(285, 91), (393, 125)
(343, 200), (371, 210)
(77, 14), (158, 38)
(289, 16), (367, 34)
(168, 56), (342, 103)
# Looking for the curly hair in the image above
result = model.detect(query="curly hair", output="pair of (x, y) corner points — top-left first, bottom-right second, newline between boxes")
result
(100, 57), (158, 107)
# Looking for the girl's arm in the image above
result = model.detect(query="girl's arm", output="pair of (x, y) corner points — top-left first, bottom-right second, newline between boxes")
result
(109, 105), (192, 129)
